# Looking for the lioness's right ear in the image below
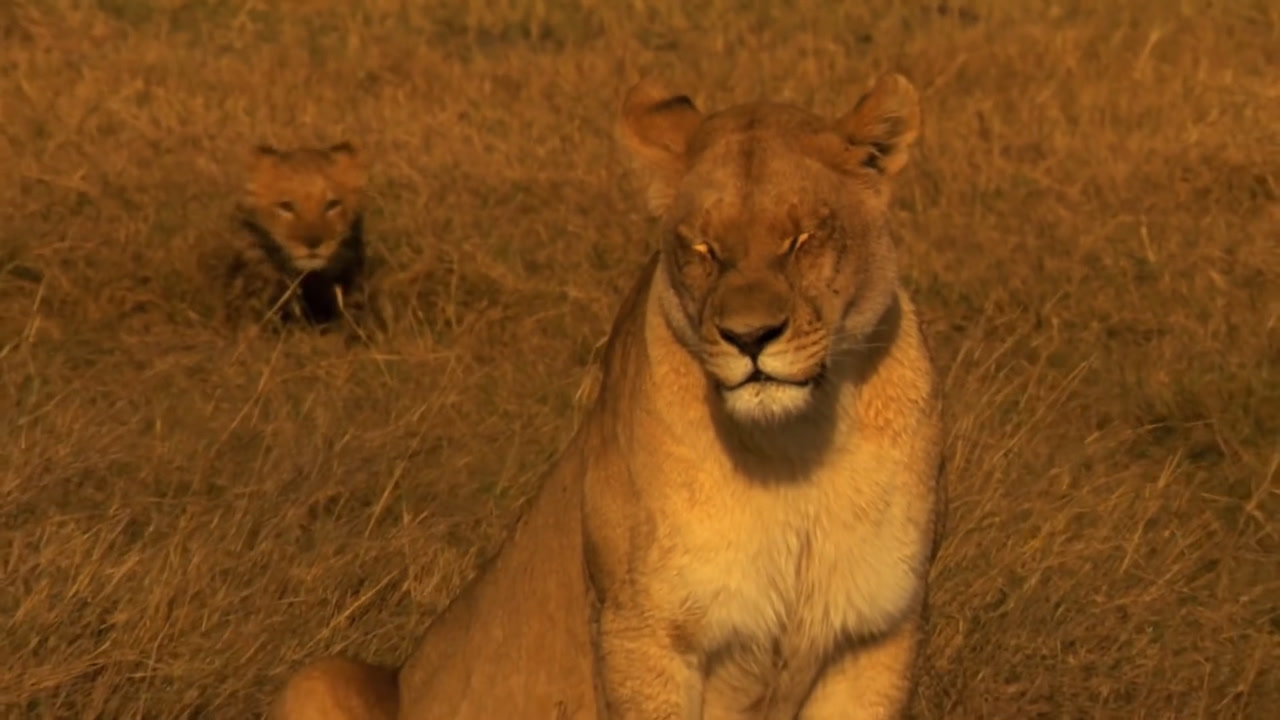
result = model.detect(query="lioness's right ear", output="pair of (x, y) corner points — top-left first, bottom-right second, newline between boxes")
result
(833, 73), (921, 178)
(617, 78), (704, 216)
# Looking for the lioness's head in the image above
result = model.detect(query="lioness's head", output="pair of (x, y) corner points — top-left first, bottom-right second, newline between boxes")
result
(619, 73), (921, 424)
(241, 142), (366, 273)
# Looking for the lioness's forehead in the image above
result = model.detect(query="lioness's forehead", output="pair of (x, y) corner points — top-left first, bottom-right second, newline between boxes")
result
(674, 103), (846, 241)
(688, 102), (829, 153)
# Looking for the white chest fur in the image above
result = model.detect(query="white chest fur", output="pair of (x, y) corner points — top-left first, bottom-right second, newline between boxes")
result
(648, 433), (927, 658)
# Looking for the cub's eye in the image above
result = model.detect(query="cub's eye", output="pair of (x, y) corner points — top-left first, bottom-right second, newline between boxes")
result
(784, 232), (813, 255)
(324, 198), (343, 213)
(275, 201), (296, 215)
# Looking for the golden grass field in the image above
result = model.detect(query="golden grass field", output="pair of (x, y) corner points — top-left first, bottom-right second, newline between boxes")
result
(2, 0), (1277, 717)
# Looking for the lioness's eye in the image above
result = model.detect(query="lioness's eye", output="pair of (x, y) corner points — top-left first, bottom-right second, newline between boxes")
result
(276, 201), (296, 215)
(692, 242), (718, 261)
(324, 198), (342, 213)
(785, 232), (813, 255)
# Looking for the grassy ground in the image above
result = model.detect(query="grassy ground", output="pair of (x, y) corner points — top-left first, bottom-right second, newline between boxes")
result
(2, 0), (1277, 717)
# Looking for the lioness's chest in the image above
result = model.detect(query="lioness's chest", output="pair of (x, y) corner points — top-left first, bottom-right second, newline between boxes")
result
(653, 441), (923, 655)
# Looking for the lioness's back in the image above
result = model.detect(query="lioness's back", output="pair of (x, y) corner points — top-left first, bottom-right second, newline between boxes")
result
(396, 451), (603, 720)
(272, 447), (602, 720)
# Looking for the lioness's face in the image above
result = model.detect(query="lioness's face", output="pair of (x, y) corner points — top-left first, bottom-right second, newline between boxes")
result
(620, 75), (921, 424)
(243, 143), (365, 273)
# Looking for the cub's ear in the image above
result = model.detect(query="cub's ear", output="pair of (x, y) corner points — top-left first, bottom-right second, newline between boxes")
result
(245, 145), (281, 200)
(617, 78), (704, 216)
(249, 144), (280, 172)
(833, 73), (921, 177)
(327, 141), (366, 189)
(327, 141), (358, 159)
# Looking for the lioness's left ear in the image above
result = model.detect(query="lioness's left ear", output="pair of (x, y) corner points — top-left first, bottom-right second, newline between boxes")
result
(327, 141), (366, 189)
(617, 78), (704, 216)
(834, 73), (921, 177)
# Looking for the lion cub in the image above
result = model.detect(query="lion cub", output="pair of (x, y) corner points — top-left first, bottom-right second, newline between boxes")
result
(222, 142), (383, 334)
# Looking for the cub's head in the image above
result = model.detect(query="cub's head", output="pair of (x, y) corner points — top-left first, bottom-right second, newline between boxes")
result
(240, 142), (366, 273)
(618, 73), (921, 424)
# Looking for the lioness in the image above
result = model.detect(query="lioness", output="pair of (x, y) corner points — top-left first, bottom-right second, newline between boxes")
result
(222, 142), (384, 334)
(270, 71), (943, 720)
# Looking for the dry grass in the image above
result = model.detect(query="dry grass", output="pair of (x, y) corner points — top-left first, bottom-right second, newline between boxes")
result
(2, 0), (1277, 717)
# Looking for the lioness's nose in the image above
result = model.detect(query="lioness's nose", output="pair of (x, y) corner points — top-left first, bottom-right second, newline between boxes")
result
(301, 234), (325, 249)
(717, 319), (788, 360)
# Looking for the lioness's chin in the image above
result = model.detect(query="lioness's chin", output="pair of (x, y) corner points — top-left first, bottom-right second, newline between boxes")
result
(720, 381), (815, 424)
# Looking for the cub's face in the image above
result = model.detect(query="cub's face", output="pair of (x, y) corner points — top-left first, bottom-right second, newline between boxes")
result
(619, 75), (921, 424)
(241, 142), (365, 273)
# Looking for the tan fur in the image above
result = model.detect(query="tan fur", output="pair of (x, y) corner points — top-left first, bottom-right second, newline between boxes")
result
(270, 657), (398, 720)
(269, 72), (942, 720)
(222, 142), (385, 334)
(272, 444), (605, 720)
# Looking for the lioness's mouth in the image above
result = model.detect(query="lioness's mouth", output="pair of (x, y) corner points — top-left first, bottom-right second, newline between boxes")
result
(728, 369), (819, 391)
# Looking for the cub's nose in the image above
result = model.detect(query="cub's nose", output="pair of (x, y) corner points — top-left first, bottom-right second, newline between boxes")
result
(717, 319), (788, 360)
(300, 234), (325, 250)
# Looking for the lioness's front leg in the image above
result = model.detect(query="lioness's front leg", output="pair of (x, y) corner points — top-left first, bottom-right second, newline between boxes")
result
(798, 617), (921, 720)
(598, 605), (703, 720)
